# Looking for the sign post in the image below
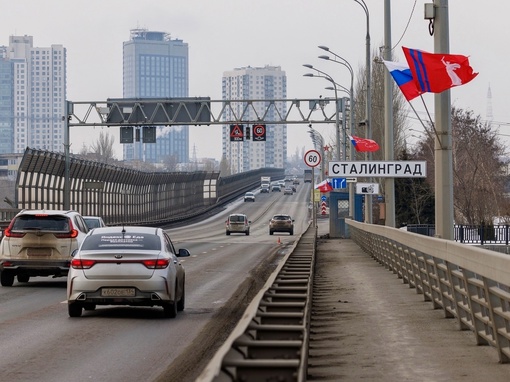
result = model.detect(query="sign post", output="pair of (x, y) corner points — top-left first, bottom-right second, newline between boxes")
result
(304, 150), (321, 229)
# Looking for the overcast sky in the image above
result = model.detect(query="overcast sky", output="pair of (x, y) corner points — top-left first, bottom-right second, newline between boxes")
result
(2, 0), (507, 161)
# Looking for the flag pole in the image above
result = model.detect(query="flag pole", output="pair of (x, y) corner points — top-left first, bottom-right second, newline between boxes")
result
(418, 95), (444, 148)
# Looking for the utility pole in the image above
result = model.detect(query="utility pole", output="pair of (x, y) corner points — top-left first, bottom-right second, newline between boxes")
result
(434, 0), (454, 239)
(383, 0), (395, 227)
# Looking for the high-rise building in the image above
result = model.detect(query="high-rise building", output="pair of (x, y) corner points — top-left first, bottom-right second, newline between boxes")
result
(0, 36), (67, 155)
(222, 66), (287, 173)
(122, 29), (189, 165)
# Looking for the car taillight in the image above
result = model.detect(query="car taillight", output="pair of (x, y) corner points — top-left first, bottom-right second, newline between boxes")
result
(54, 219), (79, 238)
(4, 227), (25, 238)
(142, 259), (170, 269)
(71, 258), (96, 269)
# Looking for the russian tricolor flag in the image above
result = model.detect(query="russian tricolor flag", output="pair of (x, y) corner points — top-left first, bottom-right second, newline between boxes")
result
(383, 60), (422, 101)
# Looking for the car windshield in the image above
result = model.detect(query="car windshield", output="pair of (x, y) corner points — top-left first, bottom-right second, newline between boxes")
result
(84, 218), (102, 228)
(80, 233), (161, 251)
(229, 215), (245, 223)
(12, 215), (69, 231)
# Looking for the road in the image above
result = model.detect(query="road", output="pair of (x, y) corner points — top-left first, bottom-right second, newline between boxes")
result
(0, 182), (311, 382)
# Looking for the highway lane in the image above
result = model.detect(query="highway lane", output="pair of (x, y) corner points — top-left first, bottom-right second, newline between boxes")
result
(0, 182), (312, 382)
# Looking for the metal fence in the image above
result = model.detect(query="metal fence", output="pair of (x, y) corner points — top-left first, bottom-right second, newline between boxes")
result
(408, 224), (510, 245)
(1, 148), (284, 227)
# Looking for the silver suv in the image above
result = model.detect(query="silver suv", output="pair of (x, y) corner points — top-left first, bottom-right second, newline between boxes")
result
(0, 209), (89, 286)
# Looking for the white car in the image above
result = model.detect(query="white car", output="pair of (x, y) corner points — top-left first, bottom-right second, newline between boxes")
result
(225, 213), (251, 235)
(0, 209), (89, 286)
(67, 226), (190, 318)
(244, 192), (255, 202)
(83, 216), (106, 229)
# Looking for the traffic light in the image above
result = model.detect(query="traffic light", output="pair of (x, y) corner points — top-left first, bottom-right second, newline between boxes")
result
(245, 126), (251, 140)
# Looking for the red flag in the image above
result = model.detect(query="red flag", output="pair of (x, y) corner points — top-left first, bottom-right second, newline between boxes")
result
(403, 47), (478, 93)
(349, 135), (380, 152)
(315, 179), (333, 193)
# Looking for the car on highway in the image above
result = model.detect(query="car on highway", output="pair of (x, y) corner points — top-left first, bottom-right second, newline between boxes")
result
(271, 184), (281, 192)
(226, 213), (251, 235)
(244, 192), (255, 202)
(269, 214), (294, 235)
(260, 184), (270, 193)
(83, 216), (106, 229)
(283, 187), (294, 195)
(67, 226), (190, 318)
(0, 209), (89, 286)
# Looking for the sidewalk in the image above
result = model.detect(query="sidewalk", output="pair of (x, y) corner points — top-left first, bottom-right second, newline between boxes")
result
(307, 221), (510, 381)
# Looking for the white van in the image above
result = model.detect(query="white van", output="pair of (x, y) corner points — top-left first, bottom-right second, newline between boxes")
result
(225, 214), (251, 236)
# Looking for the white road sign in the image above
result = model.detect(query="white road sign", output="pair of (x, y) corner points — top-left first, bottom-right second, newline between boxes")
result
(328, 161), (427, 178)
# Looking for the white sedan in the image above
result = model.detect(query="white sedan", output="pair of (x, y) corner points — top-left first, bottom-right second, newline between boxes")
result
(67, 226), (190, 318)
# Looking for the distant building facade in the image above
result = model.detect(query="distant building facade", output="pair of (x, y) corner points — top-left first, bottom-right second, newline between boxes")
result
(122, 29), (189, 164)
(222, 66), (287, 173)
(0, 36), (67, 155)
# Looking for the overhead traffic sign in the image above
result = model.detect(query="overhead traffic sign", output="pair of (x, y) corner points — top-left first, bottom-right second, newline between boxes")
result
(253, 124), (266, 141)
(230, 124), (244, 141)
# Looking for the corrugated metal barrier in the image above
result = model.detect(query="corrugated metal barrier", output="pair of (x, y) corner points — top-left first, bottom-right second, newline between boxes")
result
(197, 224), (316, 382)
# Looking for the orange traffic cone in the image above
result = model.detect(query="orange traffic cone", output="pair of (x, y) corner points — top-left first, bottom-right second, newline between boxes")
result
(277, 236), (281, 244)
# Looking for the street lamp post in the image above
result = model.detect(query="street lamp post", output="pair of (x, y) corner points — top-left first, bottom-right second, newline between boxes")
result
(354, 0), (372, 224)
(303, 65), (342, 163)
(308, 126), (326, 180)
(318, 47), (356, 220)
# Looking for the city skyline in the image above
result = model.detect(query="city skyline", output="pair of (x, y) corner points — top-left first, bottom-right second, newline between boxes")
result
(1, 0), (507, 162)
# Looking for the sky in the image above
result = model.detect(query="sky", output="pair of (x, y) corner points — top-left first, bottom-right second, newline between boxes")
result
(2, 0), (508, 161)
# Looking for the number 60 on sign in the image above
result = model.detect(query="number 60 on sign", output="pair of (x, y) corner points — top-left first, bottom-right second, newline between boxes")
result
(304, 150), (321, 167)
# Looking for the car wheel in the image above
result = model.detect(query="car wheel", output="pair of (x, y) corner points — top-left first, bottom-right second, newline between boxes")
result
(177, 283), (185, 312)
(68, 303), (83, 317)
(246, 231), (250, 236)
(226, 231), (230, 236)
(163, 302), (177, 318)
(83, 303), (96, 311)
(269, 230), (274, 235)
(290, 229), (294, 235)
(17, 274), (30, 283)
(0, 270), (15, 287)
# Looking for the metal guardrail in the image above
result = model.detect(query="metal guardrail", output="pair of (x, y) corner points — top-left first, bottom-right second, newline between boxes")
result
(348, 219), (510, 363)
(197, 223), (316, 382)
(408, 223), (510, 245)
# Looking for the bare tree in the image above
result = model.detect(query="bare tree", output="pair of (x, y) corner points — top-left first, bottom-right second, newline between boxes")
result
(413, 107), (507, 225)
(89, 131), (116, 164)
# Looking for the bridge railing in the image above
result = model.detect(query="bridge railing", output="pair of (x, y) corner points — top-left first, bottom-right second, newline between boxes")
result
(347, 219), (510, 363)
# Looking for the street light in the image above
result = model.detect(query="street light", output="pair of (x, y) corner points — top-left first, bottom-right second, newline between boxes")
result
(352, 0), (372, 224)
(318, 48), (356, 220)
(303, 64), (342, 163)
(308, 126), (326, 180)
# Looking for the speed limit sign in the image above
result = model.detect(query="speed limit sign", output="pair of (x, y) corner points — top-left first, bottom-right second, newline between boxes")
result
(304, 149), (321, 167)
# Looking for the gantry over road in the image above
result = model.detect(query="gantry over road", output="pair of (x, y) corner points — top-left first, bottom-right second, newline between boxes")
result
(67, 97), (347, 127)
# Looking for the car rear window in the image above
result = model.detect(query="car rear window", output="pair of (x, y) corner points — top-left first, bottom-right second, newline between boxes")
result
(273, 215), (290, 220)
(80, 233), (161, 251)
(12, 215), (70, 231)
(229, 215), (246, 223)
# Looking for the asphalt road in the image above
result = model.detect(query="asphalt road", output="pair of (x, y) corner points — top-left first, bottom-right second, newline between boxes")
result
(0, 183), (311, 382)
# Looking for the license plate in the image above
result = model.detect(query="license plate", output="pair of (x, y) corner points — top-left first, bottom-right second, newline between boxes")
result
(27, 248), (51, 256)
(101, 288), (136, 297)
